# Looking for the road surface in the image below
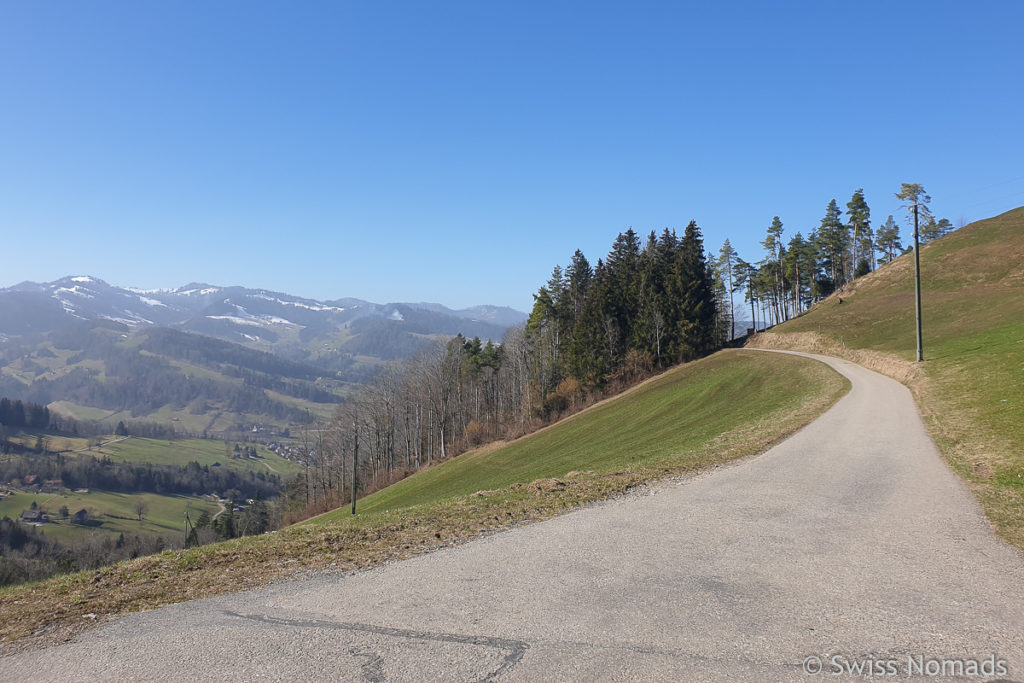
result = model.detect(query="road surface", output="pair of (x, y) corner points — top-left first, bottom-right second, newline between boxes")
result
(4, 351), (1024, 681)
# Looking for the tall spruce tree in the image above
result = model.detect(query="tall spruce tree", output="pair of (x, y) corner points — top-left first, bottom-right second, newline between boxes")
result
(668, 221), (716, 360)
(567, 259), (611, 385)
(815, 199), (849, 292)
(635, 232), (667, 363)
(564, 249), (593, 328)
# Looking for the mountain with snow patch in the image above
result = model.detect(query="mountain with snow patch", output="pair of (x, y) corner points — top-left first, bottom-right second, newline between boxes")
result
(0, 276), (525, 363)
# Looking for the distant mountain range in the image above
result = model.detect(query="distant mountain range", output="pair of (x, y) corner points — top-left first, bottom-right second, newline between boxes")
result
(0, 276), (526, 434)
(1, 276), (524, 341)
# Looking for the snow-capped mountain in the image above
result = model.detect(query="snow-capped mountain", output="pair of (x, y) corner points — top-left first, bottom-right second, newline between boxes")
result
(0, 276), (526, 361)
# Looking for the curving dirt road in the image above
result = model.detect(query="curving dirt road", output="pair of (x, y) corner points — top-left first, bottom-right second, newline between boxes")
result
(4, 351), (1024, 681)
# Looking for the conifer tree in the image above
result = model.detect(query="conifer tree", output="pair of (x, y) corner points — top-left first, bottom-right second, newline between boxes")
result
(895, 183), (932, 236)
(761, 216), (786, 323)
(846, 189), (872, 275)
(875, 215), (902, 264)
(715, 239), (740, 339)
(920, 216), (953, 243)
(668, 221), (716, 360)
(733, 257), (757, 332)
(564, 249), (592, 328)
(567, 259), (611, 385)
(604, 229), (642, 357)
(815, 199), (849, 292)
(784, 232), (812, 315)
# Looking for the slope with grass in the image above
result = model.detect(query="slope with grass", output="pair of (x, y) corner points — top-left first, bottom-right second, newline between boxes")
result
(0, 348), (848, 648)
(749, 206), (1024, 549)
(0, 490), (218, 543)
(311, 349), (848, 521)
(0, 435), (296, 545)
(100, 437), (302, 476)
(3, 433), (300, 477)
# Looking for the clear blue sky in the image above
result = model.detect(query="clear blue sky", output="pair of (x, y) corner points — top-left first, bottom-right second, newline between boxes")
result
(2, 1), (1023, 312)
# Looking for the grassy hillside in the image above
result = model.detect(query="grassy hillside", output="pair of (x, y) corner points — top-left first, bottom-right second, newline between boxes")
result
(0, 435), (297, 545)
(312, 349), (849, 522)
(0, 490), (218, 543)
(749, 206), (1024, 549)
(100, 437), (303, 476)
(3, 434), (302, 476)
(1, 349), (848, 648)
(0, 323), (347, 437)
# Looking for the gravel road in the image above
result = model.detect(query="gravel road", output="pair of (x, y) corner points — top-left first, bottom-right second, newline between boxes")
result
(4, 351), (1023, 681)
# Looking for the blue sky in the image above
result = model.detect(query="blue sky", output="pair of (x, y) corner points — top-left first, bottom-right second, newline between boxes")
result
(2, 1), (1023, 312)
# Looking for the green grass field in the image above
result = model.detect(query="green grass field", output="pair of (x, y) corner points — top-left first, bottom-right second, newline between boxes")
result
(45, 401), (118, 423)
(1, 435), (299, 545)
(4, 432), (91, 452)
(4, 433), (302, 477)
(263, 389), (339, 421)
(311, 349), (849, 523)
(100, 437), (303, 476)
(48, 399), (293, 436)
(751, 206), (1024, 549)
(0, 489), (218, 543)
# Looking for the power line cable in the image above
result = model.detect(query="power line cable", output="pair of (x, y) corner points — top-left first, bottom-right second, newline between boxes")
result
(941, 175), (1024, 202)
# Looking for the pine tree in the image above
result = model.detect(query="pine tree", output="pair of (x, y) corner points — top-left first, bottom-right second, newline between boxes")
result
(920, 216), (953, 243)
(784, 233), (812, 315)
(760, 217), (786, 323)
(895, 183), (933, 250)
(875, 215), (902, 264)
(715, 239), (740, 339)
(846, 189), (872, 275)
(733, 257), (756, 332)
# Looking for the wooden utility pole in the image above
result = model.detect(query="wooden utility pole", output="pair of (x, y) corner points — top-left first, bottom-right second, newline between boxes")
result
(913, 203), (924, 362)
(351, 422), (359, 515)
